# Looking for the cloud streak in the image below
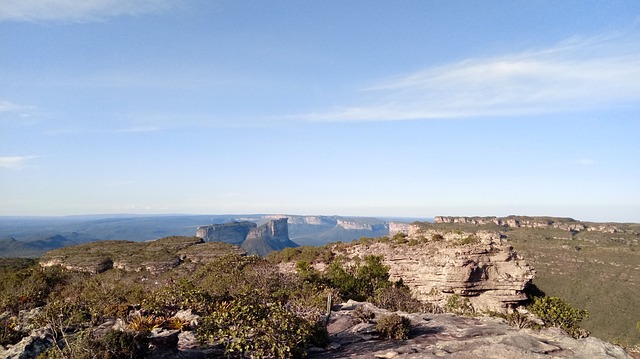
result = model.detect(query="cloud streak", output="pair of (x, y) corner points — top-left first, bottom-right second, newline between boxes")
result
(0, 156), (38, 170)
(0, 0), (178, 23)
(302, 32), (640, 122)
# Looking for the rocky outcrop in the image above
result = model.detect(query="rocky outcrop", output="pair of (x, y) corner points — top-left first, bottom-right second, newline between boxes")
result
(245, 218), (289, 243)
(196, 219), (298, 256)
(311, 300), (632, 359)
(434, 215), (635, 234)
(333, 229), (534, 313)
(39, 236), (243, 274)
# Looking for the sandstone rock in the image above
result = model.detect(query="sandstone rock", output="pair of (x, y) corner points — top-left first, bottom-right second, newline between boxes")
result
(312, 302), (633, 359)
(335, 239), (535, 313)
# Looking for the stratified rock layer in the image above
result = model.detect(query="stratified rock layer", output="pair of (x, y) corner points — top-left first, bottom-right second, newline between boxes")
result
(335, 230), (535, 313)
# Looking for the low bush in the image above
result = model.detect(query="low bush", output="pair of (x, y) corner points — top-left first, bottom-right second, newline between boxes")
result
(197, 297), (314, 358)
(376, 314), (411, 340)
(444, 294), (474, 315)
(528, 296), (588, 338)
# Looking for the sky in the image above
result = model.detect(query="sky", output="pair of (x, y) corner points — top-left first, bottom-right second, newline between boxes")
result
(1, 1), (640, 222)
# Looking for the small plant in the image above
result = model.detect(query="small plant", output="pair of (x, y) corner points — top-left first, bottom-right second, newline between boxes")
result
(128, 314), (164, 334)
(372, 285), (425, 313)
(506, 311), (532, 329)
(353, 305), (375, 323)
(444, 294), (474, 315)
(375, 314), (411, 340)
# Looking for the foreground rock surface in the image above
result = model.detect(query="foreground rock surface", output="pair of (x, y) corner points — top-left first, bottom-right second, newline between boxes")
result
(314, 301), (632, 359)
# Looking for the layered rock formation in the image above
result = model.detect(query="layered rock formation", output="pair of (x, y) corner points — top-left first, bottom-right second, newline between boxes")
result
(333, 226), (535, 313)
(195, 221), (256, 245)
(196, 218), (298, 256)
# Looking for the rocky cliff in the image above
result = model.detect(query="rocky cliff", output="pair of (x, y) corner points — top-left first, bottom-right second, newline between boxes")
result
(330, 227), (535, 313)
(195, 221), (256, 245)
(196, 219), (298, 256)
(434, 215), (637, 234)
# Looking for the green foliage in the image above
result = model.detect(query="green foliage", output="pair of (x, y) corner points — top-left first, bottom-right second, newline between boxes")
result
(197, 297), (314, 358)
(267, 245), (334, 264)
(391, 232), (408, 244)
(444, 294), (474, 315)
(0, 265), (68, 315)
(142, 279), (212, 316)
(375, 314), (411, 340)
(529, 296), (589, 338)
(325, 255), (391, 302)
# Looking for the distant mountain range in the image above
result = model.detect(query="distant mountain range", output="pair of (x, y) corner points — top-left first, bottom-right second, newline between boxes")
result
(0, 214), (428, 257)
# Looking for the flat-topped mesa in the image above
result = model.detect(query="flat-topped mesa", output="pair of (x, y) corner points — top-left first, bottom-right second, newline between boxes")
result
(434, 215), (628, 234)
(196, 221), (256, 245)
(335, 224), (535, 313)
(197, 218), (298, 256)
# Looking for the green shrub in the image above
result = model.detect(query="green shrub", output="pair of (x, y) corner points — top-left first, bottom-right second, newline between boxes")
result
(391, 233), (408, 244)
(529, 296), (588, 338)
(197, 297), (314, 358)
(372, 285), (424, 313)
(142, 279), (212, 316)
(94, 330), (148, 359)
(375, 314), (411, 340)
(325, 255), (391, 302)
(444, 294), (474, 315)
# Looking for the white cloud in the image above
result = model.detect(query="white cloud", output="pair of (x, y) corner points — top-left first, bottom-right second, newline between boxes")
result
(0, 0), (178, 23)
(302, 32), (640, 122)
(0, 156), (38, 170)
(0, 100), (35, 118)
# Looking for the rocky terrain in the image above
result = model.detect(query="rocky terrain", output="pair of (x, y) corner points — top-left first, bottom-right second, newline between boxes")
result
(390, 217), (640, 348)
(3, 301), (633, 359)
(316, 300), (632, 359)
(39, 236), (244, 274)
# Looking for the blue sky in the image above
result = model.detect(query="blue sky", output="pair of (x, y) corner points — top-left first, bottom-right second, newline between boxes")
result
(1, 1), (639, 222)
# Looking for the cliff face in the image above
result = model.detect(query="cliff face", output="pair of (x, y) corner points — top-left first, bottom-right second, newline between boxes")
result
(334, 225), (535, 313)
(197, 219), (297, 256)
(196, 221), (256, 245)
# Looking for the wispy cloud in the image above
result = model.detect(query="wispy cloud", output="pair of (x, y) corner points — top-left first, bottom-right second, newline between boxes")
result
(0, 0), (179, 23)
(301, 32), (640, 122)
(0, 100), (35, 118)
(0, 156), (38, 170)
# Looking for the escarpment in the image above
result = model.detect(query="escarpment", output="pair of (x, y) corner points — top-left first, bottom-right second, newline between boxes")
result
(197, 218), (298, 256)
